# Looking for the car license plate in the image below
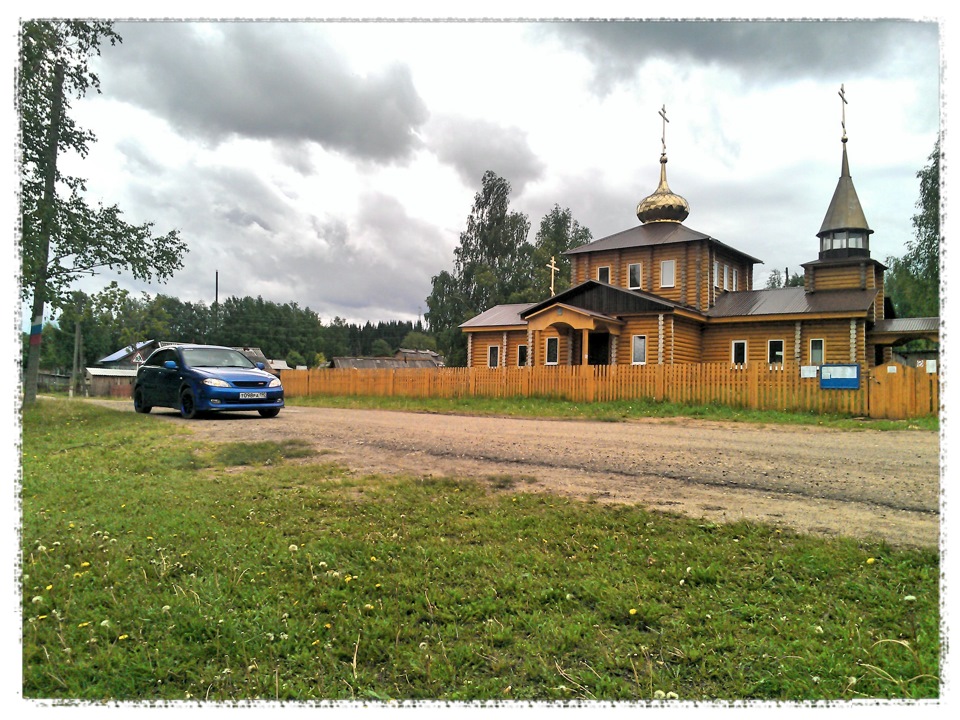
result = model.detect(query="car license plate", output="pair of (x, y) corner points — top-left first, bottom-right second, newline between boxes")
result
(239, 392), (267, 399)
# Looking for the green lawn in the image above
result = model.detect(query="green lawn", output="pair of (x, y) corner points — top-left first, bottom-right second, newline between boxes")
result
(19, 400), (940, 702)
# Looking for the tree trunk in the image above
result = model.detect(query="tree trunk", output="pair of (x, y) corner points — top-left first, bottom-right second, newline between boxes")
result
(23, 61), (64, 405)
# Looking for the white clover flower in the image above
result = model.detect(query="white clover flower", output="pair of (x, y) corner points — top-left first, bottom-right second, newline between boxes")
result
(666, 692), (679, 700)
(31, 596), (43, 605)
(100, 620), (111, 628)
(653, 690), (666, 700)
(905, 595), (917, 602)
(289, 544), (299, 552)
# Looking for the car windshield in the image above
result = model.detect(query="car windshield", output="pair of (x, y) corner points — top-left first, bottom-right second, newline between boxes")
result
(182, 348), (257, 369)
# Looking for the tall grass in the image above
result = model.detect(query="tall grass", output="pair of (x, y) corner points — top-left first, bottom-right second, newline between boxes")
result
(20, 401), (939, 702)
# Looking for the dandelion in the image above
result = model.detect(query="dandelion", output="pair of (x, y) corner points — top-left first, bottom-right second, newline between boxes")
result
(629, 608), (638, 616)
(324, 623), (332, 629)
(375, 583), (382, 589)
(78, 622), (90, 628)
(80, 562), (90, 568)
(364, 604), (374, 611)
(867, 558), (876, 565)
(370, 556), (377, 562)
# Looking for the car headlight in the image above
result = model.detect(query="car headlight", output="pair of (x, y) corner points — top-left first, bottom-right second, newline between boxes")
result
(268, 378), (282, 388)
(203, 378), (230, 388)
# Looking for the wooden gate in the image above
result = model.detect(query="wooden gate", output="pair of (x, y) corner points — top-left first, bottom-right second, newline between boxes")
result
(867, 362), (939, 420)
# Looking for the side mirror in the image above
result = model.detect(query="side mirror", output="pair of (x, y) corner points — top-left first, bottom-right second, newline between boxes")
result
(256, 362), (265, 370)
(164, 360), (177, 370)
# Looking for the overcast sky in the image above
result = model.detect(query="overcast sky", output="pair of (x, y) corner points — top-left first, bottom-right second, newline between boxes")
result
(11, 8), (945, 331)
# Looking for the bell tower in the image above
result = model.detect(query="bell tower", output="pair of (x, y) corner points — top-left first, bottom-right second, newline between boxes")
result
(816, 84), (874, 261)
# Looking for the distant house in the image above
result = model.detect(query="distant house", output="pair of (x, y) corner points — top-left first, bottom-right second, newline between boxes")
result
(393, 348), (445, 367)
(331, 356), (443, 370)
(85, 367), (137, 398)
(96, 340), (161, 370)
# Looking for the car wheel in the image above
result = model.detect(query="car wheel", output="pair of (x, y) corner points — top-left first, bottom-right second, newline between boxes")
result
(133, 387), (152, 414)
(258, 408), (280, 418)
(179, 390), (200, 419)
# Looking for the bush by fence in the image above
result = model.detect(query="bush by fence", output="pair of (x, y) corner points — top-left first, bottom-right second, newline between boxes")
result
(281, 361), (939, 420)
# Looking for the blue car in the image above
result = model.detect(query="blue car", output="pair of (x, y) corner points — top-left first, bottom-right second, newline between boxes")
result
(133, 344), (284, 419)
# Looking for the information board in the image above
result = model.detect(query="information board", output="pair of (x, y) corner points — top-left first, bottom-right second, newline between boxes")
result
(819, 364), (860, 390)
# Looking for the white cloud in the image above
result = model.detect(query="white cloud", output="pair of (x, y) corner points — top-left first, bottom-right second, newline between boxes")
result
(14, 17), (943, 326)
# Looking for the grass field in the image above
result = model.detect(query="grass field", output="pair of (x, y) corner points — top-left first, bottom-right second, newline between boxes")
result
(19, 400), (940, 703)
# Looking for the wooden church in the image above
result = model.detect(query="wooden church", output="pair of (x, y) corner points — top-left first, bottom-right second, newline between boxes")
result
(459, 92), (939, 371)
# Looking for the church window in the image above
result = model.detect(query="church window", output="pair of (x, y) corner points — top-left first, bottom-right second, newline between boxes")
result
(810, 338), (824, 365)
(768, 339), (784, 365)
(488, 345), (499, 368)
(628, 263), (642, 289)
(632, 335), (647, 365)
(597, 266), (610, 283)
(545, 337), (559, 365)
(714, 260), (720, 287)
(732, 268), (739, 291)
(660, 259), (676, 288)
(723, 265), (730, 290)
(732, 340), (747, 366)
(518, 344), (528, 367)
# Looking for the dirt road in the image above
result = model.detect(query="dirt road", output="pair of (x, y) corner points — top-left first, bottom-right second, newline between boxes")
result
(127, 403), (940, 548)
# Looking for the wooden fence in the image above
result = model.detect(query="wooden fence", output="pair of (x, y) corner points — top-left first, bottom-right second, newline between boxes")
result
(281, 361), (939, 420)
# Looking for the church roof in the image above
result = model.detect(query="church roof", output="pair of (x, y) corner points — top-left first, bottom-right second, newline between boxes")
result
(818, 139), (872, 237)
(522, 280), (682, 319)
(459, 303), (536, 329)
(564, 221), (763, 264)
(707, 287), (878, 318)
(871, 317), (940, 334)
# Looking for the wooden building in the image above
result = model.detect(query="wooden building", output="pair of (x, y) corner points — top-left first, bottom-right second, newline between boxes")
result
(460, 100), (939, 370)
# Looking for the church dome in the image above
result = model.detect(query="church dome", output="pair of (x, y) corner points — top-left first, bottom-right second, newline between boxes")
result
(636, 152), (690, 223)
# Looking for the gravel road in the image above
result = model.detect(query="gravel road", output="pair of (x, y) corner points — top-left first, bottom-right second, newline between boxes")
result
(124, 403), (941, 549)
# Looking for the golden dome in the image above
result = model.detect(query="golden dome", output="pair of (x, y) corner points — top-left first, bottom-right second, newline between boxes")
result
(636, 152), (689, 223)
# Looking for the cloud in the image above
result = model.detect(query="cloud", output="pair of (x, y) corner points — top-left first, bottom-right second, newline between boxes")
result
(538, 20), (940, 94)
(102, 22), (429, 163)
(425, 114), (546, 192)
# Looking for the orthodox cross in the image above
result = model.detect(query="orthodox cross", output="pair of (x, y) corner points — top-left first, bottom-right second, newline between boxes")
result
(659, 104), (669, 154)
(546, 255), (559, 296)
(838, 84), (848, 140)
